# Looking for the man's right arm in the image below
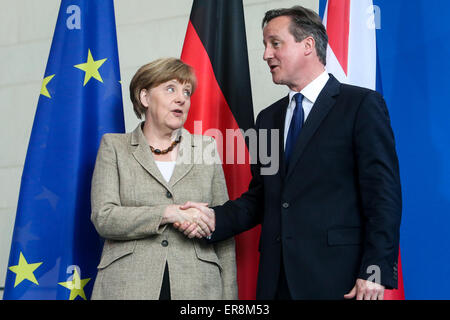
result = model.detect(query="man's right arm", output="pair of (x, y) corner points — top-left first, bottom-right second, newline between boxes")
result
(209, 161), (264, 241)
(179, 114), (266, 241)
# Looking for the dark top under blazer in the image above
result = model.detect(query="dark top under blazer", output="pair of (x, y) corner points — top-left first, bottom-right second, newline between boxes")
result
(211, 74), (402, 300)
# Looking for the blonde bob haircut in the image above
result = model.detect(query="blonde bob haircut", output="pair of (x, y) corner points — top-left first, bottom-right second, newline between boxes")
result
(129, 58), (197, 119)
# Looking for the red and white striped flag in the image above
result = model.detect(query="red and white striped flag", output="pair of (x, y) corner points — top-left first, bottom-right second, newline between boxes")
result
(323, 0), (405, 300)
(324, 0), (376, 89)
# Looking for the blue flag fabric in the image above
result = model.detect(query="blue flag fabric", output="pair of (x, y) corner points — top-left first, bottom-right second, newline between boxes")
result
(4, 0), (124, 300)
(372, 0), (450, 299)
(319, 0), (450, 299)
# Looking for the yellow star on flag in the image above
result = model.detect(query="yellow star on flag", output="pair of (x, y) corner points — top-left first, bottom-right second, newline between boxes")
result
(40, 74), (55, 98)
(74, 49), (107, 86)
(58, 268), (91, 300)
(8, 252), (43, 287)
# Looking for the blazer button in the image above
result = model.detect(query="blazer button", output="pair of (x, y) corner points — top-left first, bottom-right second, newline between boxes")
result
(161, 240), (169, 247)
(282, 202), (289, 209)
(166, 191), (172, 199)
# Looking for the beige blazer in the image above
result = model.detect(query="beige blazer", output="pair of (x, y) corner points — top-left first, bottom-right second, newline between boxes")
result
(90, 123), (237, 300)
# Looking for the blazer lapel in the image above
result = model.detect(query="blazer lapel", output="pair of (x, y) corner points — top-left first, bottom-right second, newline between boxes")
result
(273, 96), (289, 180)
(131, 123), (169, 188)
(286, 75), (341, 179)
(169, 128), (195, 187)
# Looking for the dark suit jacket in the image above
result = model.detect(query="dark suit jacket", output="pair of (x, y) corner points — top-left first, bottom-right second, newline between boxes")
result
(211, 74), (402, 299)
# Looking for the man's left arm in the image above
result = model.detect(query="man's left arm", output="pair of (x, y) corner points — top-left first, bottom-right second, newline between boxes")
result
(351, 90), (402, 298)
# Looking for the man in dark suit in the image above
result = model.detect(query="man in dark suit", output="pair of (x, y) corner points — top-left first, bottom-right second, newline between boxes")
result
(178, 6), (402, 300)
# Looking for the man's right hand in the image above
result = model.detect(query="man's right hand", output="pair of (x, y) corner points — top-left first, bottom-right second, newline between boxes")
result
(173, 201), (215, 239)
(163, 203), (214, 238)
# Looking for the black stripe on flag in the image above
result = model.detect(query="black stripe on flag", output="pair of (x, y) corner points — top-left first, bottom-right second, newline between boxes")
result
(189, 0), (255, 132)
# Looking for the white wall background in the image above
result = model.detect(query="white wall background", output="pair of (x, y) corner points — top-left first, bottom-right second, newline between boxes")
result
(0, 0), (317, 298)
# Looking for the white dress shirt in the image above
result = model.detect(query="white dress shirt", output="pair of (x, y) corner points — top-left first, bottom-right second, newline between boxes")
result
(283, 71), (330, 148)
(155, 161), (176, 183)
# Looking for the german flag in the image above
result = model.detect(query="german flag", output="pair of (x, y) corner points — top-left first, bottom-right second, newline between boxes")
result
(181, 0), (260, 299)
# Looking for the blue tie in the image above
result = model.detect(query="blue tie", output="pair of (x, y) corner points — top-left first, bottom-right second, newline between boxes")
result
(285, 93), (304, 165)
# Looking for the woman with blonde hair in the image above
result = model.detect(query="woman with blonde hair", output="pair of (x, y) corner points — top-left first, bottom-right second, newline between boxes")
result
(90, 58), (237, 300)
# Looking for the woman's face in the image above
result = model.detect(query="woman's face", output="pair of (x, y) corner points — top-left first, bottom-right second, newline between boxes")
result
(140, 79), (192, 132)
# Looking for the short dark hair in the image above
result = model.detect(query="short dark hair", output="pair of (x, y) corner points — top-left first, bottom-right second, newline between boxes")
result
(262, 6), (328, 65)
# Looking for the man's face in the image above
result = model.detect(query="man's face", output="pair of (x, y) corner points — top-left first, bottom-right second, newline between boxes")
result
(263, 16), (307, 88)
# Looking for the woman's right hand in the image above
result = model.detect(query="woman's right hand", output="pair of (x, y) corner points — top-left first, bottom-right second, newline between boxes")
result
(162, 204), (213, 238)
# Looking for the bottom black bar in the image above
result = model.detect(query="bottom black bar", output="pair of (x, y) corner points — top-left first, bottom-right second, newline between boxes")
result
(0, 300), (447, 317)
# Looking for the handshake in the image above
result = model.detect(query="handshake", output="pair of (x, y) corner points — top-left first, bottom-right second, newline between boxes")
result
(163, 202), (215, 239)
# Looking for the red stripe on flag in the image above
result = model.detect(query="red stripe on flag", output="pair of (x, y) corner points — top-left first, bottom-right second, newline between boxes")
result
(326, 0), (350, 75)
(384, 252), (406, 300)
(181, 21), (261, 300)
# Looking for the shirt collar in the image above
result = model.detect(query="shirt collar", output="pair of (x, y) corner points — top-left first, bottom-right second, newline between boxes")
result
(288, 71), (330, 105)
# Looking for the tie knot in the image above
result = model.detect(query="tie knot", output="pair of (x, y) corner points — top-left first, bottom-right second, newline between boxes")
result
(294, 93), (303, 107)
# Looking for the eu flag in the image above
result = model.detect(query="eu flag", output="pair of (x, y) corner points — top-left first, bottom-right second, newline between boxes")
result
(3, 0), (124, 300)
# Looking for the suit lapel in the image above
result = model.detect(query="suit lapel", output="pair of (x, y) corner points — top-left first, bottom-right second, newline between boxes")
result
(169, 128), (195, 187)
(286, 75), (341, 179)
(131, 123), (169, 188)
(131, 124), (196, 189)
(273, 96), (288, 180)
